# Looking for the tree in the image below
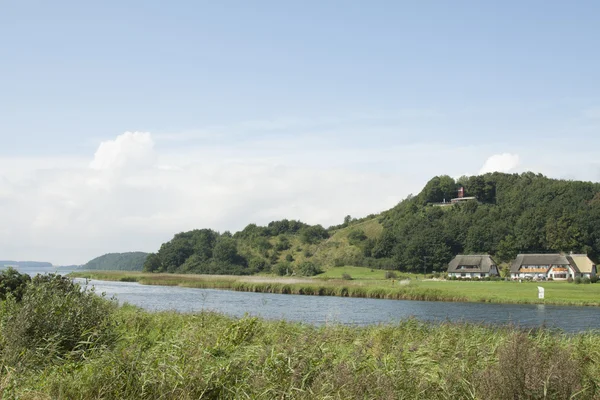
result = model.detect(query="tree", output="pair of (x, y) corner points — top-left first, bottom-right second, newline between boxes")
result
(300, 225), (329, 244)
(296, 262), (323, 276)
(347, 229), (367, 246)
(143, 253), (162, 273)
(0, 267), (31, 301)
(213, 237), (240, 265)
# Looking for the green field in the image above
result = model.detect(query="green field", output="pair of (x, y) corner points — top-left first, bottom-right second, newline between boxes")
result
(70, 268), (600, 306)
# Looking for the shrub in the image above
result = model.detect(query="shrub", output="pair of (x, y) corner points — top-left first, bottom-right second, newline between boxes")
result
(296, 262), (323, 277)
(272, 262), (290, 276)
(341, 273), (353, 280)
(299, 225), (329, 244)
(0, 274), (117, 369)
(274, 235), (291, 251)
(582, 276), (591, 284)
(591, 275), (599, 283)
(347, 229), (367, 246)
(384, 271), (398, 279)
(248, 257), (269, 273)
(0, 267), (31, 301)
(574, 276), (582, 284)
(567, 277), (574, 283)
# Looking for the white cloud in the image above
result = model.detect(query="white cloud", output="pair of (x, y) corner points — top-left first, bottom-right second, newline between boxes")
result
(90, 131), (156, 171)
(1, 129), (598, 265)
(479, 153), (520, 174)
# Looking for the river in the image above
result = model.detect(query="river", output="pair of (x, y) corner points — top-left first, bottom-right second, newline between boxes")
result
(5, 266), (600, 332)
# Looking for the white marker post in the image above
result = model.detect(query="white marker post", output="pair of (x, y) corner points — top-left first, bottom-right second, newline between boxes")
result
(537, 286), (545, 300)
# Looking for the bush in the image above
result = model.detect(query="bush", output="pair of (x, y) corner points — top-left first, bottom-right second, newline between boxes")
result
(582, 276), (591, 284)
(384, 271), (398, 279)
(0, 274), (117, 369)
(299, 225), (329, 245)
(248, 257), (269, 273)
(274, 235), (291, 251)
(0, 267), (31, 301)
(296, 262), (323, 277)
(341, 273), (353, 280)
(591, 275), (599, 283)
(574, 276), (582, 284)
(272, 262), (290, 276)
(347, 229), (367, 246)
(567, 277), (574, 283)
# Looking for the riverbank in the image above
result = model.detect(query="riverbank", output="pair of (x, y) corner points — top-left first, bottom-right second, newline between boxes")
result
(69, 270), (600, 307)
(3, 275), (600, 399)
(5, 306), (600, 399)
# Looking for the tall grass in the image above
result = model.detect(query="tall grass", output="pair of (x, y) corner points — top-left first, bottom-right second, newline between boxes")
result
(2, 302), (600, 399)
(69, 271), (600, 306)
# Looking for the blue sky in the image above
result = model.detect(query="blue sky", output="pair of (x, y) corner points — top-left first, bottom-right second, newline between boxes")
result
(1, 1), (599, 263)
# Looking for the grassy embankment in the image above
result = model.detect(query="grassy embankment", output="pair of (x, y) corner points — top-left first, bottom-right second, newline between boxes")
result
(4, 304), (600, 399)
(70, 267), (600, 306)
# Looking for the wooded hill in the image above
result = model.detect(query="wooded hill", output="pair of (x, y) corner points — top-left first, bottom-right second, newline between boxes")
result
(84, 252), (149, 271)
(144, 172), (600, 275)
(0, 261), (53, 269)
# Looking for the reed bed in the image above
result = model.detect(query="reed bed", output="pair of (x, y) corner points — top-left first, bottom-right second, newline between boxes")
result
(69, 271), (600, 306)
(3, 304), (600, 399)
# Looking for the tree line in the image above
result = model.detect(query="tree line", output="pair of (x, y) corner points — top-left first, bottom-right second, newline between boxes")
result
(144, 172), (600, 275)
(368, 172), (600, 271)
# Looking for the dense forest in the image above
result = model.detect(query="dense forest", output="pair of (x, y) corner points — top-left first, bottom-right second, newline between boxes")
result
(144, 172), (600, 275)
(84, 252), (148, 271)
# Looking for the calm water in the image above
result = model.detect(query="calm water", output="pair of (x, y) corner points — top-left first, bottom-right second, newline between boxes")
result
(5, 266), (600, 332)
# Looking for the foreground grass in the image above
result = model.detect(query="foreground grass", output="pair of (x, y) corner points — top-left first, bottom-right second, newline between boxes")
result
(3, 305), (600, 399)
(70, 270), (600, 306)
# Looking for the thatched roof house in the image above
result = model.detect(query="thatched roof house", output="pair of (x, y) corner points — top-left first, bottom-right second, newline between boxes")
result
(510, 253), (596, 280)
(447, 255), (499, 278)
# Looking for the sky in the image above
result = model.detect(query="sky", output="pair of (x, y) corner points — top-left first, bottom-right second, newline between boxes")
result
(1, 1), (600, 264)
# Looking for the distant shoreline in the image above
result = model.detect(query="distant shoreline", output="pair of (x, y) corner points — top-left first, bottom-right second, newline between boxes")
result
(69, 271), (600, 307)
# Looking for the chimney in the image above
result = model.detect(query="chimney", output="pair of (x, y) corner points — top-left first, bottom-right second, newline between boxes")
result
(458, 187), (465, 198)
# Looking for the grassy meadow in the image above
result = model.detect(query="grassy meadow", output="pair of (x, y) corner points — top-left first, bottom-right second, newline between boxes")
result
(70, 267), (600, 306)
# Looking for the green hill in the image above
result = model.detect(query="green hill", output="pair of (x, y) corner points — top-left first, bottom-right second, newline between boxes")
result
(84, 252), (149, 271)
(0, 261), (53, 269)
(143, 172), (600, 275)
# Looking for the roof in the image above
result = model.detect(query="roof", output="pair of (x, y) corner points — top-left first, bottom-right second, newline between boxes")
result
(567, 254), (596, 274)
(447, 255), (497, 273)
(510, 254), (571, 273)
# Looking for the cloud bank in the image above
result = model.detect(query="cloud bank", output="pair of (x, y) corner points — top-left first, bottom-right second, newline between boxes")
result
(479, 153), (520, 174)
(1, 130), (599, 265)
